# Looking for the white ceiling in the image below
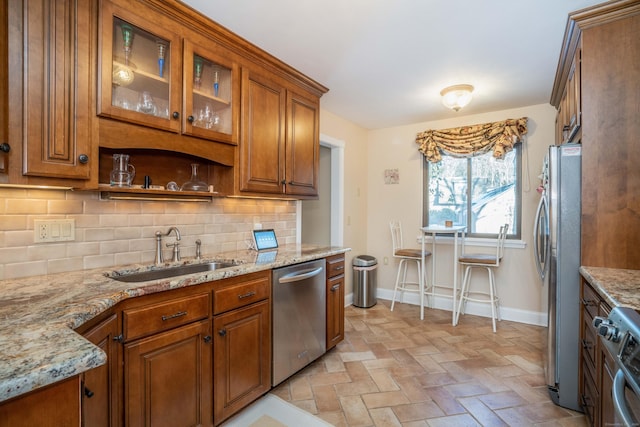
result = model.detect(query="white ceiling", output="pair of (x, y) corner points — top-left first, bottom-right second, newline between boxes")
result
(182, 0), (604, 130)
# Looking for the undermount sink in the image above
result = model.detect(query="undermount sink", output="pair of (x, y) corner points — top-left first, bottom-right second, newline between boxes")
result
(108, 261), (238, 283)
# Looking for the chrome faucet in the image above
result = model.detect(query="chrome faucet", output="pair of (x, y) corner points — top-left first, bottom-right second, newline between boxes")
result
(155, 227), (181, 265)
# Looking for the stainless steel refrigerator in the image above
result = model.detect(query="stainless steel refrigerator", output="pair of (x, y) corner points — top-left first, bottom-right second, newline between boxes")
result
(533, 143), (582, 411)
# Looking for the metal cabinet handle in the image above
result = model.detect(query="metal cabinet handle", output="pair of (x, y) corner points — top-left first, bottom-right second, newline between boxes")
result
(203, 335), (212, 343)
(84, 387), (94, 398)
(0, 143), (10, 153)
(581, 298), (596, 307)
(78, 154), (89, 164)
(238, 291), (256, 299)
(334, 266), (344, 271)
(162, 311), (187, 321)
(331, 284), (340, 292)
(581, 339), (593, 350)
(187, 115), (195, 123)
(172, 111), (179, 119)
(218, 329), (227, 337)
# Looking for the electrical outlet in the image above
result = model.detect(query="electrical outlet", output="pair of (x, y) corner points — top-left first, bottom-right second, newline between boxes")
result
(34, 219), (75, 243)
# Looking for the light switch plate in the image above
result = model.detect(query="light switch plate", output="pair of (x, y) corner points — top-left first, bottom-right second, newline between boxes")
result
(34, 219), (75, 243)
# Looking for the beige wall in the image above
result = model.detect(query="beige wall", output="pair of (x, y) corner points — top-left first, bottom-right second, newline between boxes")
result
(319, 109), (369, 296)
(365, 103), (555, 324)
(0, 188), (296, 280)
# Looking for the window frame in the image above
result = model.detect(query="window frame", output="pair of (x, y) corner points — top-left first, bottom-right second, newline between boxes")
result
(422, 143), (523, 240)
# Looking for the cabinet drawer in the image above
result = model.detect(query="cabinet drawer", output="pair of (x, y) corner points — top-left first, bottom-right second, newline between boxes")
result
(123, 293), (210, 341)
(213, 274), (270, 314)
(581, 282), (600, 319)
(326, 255), (345, 278)
(581, 363), (599, 426)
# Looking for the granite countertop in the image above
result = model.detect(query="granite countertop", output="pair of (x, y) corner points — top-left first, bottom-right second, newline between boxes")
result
(579, 266), (640, 310)
(0, 244), (349, 403)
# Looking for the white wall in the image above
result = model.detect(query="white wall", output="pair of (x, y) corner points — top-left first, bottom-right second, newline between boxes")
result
(365, 103), (555, 325)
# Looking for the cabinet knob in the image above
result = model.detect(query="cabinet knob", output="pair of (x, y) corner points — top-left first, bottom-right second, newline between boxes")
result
(0, 143), (10, 153)
(218, 329), (227, 337)
(280, 179), (286, 185)
(188, 115), (195, 123)
(84, 387), (94, 398)
(172, 111), (180, 119)
(203, 335), (212, 343)
(78, 154), (89, 164)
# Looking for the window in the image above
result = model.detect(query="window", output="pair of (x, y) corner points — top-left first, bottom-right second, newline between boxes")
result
(423, 144), (521, 238)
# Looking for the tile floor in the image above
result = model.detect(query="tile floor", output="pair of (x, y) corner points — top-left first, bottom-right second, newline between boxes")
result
(271, 300), (587, 426)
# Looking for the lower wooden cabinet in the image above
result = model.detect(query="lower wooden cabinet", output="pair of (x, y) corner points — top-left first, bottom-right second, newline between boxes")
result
(580, 276), (613, 427)
(81, 313), (121, 427)
(326, 254), (345, 350)
(0, 376), (81, 427)
(124, 319), (213, 427)
(213, 300), (271, 424)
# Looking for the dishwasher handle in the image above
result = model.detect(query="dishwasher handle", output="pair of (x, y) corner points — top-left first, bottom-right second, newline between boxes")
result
(278, 267), (323, 284)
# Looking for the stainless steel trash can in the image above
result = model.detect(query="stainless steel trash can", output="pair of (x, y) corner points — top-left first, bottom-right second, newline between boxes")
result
(353, 255), (378, 308)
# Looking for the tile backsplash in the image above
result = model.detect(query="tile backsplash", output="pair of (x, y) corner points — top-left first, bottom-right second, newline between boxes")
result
(0, 188), (296, 280)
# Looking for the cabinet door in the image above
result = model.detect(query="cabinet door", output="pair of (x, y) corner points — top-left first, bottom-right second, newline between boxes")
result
(82, 313), (121, 427)
(285, 90), (319, 196)
(17, 0), (93, 179)
(124, 320), (212, 427)
(0, 376), (81, 427)
(239, 67), (285, 194)
(183, 40), (238, 145)
(213, 300), (271, 423)
(98, 0), (181, 133)
(326, 273), (345, 350)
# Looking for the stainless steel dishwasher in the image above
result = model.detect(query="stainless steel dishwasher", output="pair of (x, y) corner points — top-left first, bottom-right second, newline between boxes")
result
(272, 259), (326, 386)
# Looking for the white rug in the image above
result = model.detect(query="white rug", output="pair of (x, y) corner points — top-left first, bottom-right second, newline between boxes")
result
(221, 394), (333, 427)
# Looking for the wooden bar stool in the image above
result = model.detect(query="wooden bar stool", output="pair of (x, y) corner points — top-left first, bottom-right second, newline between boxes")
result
(389, 220), (431, 317)
(455, 223), (509, 332)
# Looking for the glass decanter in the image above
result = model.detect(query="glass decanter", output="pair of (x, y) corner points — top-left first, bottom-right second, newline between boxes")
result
(180, 163), (209, 192)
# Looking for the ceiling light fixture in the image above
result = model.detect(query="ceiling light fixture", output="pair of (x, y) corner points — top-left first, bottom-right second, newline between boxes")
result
(440, 84), (474, 112)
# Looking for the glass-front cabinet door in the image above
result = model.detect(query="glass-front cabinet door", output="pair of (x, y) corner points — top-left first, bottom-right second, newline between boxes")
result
(183, 40), (238, 145)
(98, 1), (181, 133)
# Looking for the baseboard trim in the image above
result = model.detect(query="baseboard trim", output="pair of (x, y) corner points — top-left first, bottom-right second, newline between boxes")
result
(346, 290), (547, 327)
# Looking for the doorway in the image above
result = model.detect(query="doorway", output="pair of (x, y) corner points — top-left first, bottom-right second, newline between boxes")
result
(299, 134), (344, 246)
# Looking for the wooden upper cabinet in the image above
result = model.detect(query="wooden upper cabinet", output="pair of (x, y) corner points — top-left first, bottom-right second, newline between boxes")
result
(239, 67), (320, 198)
(285, 90), (320, 197)
(3, 0), (96, 185)
(239, 67), (286, 194)
(98, 0), (239, 145)
(98, 1), (181, 133)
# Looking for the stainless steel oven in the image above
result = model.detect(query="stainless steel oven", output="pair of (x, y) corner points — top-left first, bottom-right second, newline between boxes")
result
(595, 307), (640, 426)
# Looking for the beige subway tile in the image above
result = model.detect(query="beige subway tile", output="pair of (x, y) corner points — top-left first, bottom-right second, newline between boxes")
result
(85, 228), (116, 242)
(0, 247), (28, 263)
(113, 201), (142, 214)
(28, 243), (68, 261)
(114, 227), (142, 240)
(66, 242), (100, 257)
(83, 254), (115, 270)
(4, 261), (47, 279)
(68, 214), (100, 228)
(100, 214), (132, 227)
(84, 200), (116, 214)
(100, 240), (131, 254)
(4, 230), (34, 247)
(6, 199), (48, 215)
(48, 199), (83, 214)
(48, 257), (84, 274)
(128, 214), (155, 227)
(141, 202), (166, 214)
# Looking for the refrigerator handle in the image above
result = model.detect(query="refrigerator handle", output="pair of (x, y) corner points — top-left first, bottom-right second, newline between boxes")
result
(533, 194), (548, 280)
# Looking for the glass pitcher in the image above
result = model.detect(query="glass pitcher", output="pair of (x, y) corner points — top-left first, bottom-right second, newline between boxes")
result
(110, 154), (135, 187)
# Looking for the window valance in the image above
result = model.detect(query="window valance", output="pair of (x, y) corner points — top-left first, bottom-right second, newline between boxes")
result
(415, 117), (528, 163)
